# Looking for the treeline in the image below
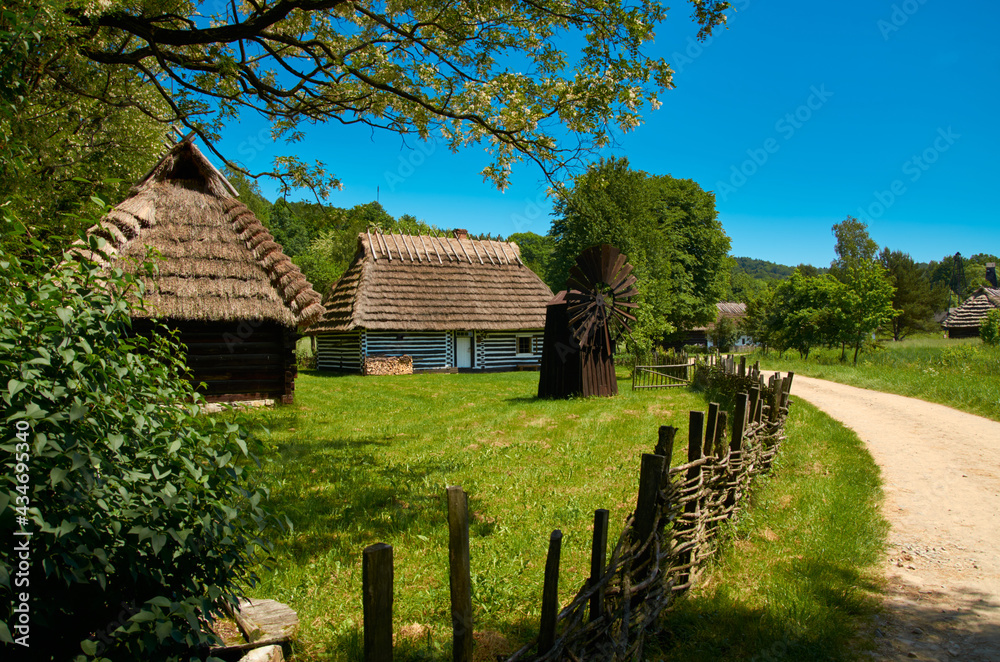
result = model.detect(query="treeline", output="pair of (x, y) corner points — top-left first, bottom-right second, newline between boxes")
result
(739, 218), (998, 363)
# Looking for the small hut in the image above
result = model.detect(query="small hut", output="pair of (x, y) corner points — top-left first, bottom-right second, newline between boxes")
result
(942, 287), (1000, 338)
(79, 137), (324, 403)
(308, 229), (553, 372)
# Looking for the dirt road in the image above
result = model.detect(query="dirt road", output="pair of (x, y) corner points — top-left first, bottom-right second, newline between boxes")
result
(785, 374), (1000, 661)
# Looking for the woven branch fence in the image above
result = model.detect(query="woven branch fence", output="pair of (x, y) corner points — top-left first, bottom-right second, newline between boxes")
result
(360, 358), (795, 662)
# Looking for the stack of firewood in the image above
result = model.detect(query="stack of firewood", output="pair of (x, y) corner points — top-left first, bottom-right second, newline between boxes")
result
(363, 355), (413, 376)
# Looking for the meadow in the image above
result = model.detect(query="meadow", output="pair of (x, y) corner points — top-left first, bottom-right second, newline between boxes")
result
(238, 369), (888, 661)
(752, 335), (1000, 422)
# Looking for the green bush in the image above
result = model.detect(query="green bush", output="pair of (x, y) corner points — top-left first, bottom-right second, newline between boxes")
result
(0, 220), (279, 660)
(981, 309), (1000, 346)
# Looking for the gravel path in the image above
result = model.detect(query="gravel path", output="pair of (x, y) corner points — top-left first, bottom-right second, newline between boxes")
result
(785, 375), (1000, 661)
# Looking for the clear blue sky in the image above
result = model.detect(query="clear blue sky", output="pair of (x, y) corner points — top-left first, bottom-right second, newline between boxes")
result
(216, 0), (999, 268)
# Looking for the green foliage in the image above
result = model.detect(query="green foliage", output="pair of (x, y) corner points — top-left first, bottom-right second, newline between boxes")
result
(0, 5), (170, 261)
(12, 0), (731, 194)
(767, 271), (846, 359)
(925, 252), (999, 303)
(981, 309), (1000, 346)
(507, 232), (557, 288)
(879, 248), (946, 341)
(549, 157), (730, 342)
(0, 217), (278, 660)
(710, 316), (738, 353)
(830, 216), (879, 283)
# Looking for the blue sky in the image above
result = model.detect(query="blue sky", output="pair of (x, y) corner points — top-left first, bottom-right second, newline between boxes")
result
(217, 0), (999, 267)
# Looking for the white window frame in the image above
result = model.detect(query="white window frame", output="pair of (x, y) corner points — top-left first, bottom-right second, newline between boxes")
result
(515, 334), (535, 357)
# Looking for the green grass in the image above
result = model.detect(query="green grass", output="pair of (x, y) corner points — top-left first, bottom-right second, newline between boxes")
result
(240, 370), (707, 661)
(651, 401), (889, 661)
(752, 335), (1000, 422)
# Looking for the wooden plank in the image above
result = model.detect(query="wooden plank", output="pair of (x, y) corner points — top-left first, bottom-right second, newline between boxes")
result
(447, 486), (473, 662)
(363, 543), (393, 662)
(589, 509), (609, 623)
(539, 530), (563, 655)
(633, 453), (666, 550)
(232, 598), (299, 648)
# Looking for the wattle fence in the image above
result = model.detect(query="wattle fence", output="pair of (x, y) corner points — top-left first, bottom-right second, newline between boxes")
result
(360, 358), (795, 662)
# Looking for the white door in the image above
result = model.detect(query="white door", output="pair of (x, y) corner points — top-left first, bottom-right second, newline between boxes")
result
(456, 335), (472, 368)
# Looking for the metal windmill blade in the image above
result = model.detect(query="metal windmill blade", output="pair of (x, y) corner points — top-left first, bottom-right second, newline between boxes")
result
(565, 245), (638, 355)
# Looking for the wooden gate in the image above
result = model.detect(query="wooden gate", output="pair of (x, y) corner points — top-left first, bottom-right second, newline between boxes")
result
(631, 363), (691, 389)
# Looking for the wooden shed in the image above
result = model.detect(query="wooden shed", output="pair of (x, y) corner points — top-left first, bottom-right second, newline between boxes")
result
(79, 138), (324, 402)
(307, 229), (553, 373)
(941, 287), (1000, 338)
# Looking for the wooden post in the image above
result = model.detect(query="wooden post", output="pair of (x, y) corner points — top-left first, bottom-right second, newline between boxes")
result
(363, 543), (393, 662)
(739, 355), (746, 378)
(655, 425), (677, 464)
(714, 410), (729, 459)
(679, 410), (705, 587)
(725, 393), (749, 510)
(634, 453), (667, 551)
(589, 509), (609, 622)
(704, 402), (719, 456)
(447, 486), (473, 662)
(539, 530), (563, 655)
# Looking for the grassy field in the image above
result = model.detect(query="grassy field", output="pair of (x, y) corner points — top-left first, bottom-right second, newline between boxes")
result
(751, 335), (1000, 422)
(236, 369), (889, 661)
(241, 370), (706, 661)
(652, 401), (889, 661)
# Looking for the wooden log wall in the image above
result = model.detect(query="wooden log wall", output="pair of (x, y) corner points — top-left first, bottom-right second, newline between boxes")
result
(132, 319), (296, 402)
(360, 358), (794, 662)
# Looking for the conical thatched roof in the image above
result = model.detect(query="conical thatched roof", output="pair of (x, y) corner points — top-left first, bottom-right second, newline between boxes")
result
(78, 139), (324, 328)
(308, 231), (553, 333)
(942, 287), (1000, 331)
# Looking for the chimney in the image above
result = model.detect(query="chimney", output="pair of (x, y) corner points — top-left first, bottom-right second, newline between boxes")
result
(987, 262), (997, 288)
(453, 228), (469, 240)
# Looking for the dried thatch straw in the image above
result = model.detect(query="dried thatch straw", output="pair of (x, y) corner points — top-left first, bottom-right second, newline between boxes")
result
(77, 139), (323, 328)
(309, 231), (553, 334)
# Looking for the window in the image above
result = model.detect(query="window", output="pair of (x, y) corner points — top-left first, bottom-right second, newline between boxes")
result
(516, 335), (533, 356)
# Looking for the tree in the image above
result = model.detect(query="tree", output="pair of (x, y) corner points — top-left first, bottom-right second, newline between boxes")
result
(830, 216), (879, 283)
(507, 232), (557, 289)
(710, 315), (738, 352)
(767, 271), (846, 359)
(9, 0), (732, 196)
(879, 248), (947, 341)
(981, 309), (1000, 347)
(548, 157), (730, 344)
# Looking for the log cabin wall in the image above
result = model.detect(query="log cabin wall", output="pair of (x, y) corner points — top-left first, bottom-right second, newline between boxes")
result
(133, 319), (296, 402)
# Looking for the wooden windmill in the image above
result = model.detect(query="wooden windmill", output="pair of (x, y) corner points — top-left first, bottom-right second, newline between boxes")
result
(537, 245), (638, 398)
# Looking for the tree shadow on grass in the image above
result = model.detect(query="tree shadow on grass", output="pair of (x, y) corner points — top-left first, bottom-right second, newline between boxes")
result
(260, 433), (468, 562)
(651, 558), (885, 661)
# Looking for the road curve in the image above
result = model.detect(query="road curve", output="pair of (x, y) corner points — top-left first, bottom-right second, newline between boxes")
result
(785, 374), (1000, 662)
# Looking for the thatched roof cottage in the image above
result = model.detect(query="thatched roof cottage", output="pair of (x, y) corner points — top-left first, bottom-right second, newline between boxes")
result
(307, 230), (553, 373)
(79, 138), (324, 402)
(684, 302), (752, 348)
(942, 286), (1000, 338)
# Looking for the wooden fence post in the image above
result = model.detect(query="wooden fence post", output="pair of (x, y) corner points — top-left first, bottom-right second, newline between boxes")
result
(634, 453), (667, 553)
(655, 425), (677, 465)
(704, 402), (719, 457)
(539, 530), (563, 655)
(363, 542), (393, 662)
(725, 393), (749, 511)
(589, 509), (609, 622)
(447, 486), (473, 662)
(738, 355), (746, 378)
(678, 410), (705, 588)
(714, 410), (729, 459)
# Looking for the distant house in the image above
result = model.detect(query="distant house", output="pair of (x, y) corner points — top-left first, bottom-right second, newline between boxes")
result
(685, 302), (752, 349)
(308, 230), (553, 372)
(78, 138), (324, 403)
(942, 286), (1000, 338)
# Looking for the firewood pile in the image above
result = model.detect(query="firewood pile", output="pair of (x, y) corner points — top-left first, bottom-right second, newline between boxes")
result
(363, 355), (413, 376)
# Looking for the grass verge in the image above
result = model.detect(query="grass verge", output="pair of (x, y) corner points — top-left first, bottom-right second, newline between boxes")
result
(651, 400), (889, 661)
(751, 335), (1000, 422)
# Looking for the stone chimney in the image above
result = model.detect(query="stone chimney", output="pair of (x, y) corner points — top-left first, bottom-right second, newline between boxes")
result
(453, 228), (469, 240)
(987, 262), (997, 288)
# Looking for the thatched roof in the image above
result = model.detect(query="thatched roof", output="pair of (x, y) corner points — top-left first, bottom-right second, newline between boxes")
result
(308, 231), (554, 333)
(942, 287), (1000, 330)
(77, 139), (324, 328)
(690, 302), (747, 332)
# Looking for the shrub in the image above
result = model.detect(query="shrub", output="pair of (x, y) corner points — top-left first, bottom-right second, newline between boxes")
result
(0, 219), (279, 660)
(980, 309), (1000, 346)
